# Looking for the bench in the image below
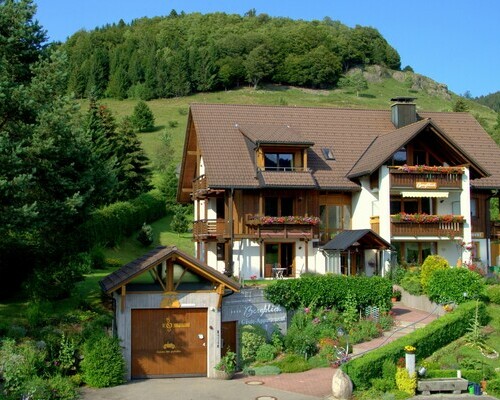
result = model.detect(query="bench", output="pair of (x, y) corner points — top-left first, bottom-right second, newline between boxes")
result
(417, 378), (469, 395)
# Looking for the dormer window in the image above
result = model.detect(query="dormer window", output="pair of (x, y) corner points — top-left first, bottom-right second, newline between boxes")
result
(264, 152), (293, 171)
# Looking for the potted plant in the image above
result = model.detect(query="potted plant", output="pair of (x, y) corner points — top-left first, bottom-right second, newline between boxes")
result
(392, 289), (402, 302)
(213, 351), (237, 379)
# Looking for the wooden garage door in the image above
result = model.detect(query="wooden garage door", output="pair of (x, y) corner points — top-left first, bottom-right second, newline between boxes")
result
(131, 308), (207, 378)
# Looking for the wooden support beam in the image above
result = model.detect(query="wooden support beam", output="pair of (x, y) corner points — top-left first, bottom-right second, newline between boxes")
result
(216, 283), (225, 309)
(121, 286), (126, 313)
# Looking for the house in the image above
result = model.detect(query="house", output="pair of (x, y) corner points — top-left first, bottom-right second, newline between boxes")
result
(177, 99), (500, 279)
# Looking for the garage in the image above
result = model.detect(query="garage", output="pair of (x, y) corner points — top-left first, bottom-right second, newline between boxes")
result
(131, 308), (207, 378)
(100, 246), (240, 380)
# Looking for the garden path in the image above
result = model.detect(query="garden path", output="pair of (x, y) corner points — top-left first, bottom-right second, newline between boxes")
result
(239, 302), (440, 398)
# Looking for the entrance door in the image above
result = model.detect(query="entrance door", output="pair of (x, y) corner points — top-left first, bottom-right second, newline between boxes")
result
(221, 321), (237, 356)
(131, 308), (207, 378)
(264, 243), (295, 277)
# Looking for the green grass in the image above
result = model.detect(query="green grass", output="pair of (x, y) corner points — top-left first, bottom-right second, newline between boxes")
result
(83, 79), (499, 168)
(425, 303), (500, 374)
(103, 214), (194, 264)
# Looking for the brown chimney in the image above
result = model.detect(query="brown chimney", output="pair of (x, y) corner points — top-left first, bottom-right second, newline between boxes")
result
(390, 97), (417, 128)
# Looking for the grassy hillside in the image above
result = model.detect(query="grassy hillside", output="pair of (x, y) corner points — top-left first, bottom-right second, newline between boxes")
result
(91, 69), (499, 166)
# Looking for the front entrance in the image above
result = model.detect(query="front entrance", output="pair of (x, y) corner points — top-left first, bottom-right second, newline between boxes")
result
(340, 251), (363, 275)
(264, 243), (295, 278)
(131, 308), (207, 378)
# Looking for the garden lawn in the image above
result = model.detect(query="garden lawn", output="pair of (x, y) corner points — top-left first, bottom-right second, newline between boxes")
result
(425, 303), (500, 373)
(103, 214), (194, 264)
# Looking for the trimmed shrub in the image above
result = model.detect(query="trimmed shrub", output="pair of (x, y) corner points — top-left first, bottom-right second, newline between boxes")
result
(80, 334), (125, 388)
(342, 301), (488, 389)
(485, 284), (500, 304)
(425, 369), (488, 382)
(420, 255), (449, 294)
(79, 189), (166, 248)
(399, 269), (423, 295)
(264, 274), (392, 312)
(427, 268), (485, 304)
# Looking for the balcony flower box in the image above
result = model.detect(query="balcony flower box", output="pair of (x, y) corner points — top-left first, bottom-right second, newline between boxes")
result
(393, 165), (464, 175)
(247, 215), (321, 226)
(391, 213), (464, 224)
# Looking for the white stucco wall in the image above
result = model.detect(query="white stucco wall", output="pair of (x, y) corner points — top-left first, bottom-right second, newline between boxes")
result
(352, 176), (378, 229)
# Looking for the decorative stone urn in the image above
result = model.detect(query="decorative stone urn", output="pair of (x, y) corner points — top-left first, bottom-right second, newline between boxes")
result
(330, 368), (353, 400)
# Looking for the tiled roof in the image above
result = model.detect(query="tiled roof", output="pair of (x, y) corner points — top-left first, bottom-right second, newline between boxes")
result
(321, 229), (392, 251)
(258, 170), (317, 188)
(188, 104), (500, 191)
(99, 246), (241, 294)
(348, 119), (431, 178)
(239, 124), (314, 146)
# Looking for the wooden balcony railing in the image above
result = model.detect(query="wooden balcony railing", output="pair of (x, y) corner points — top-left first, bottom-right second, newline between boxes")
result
(370, 215), (463, 237)
(245, 214), (318, 239)
(193, 218), (226, 239)
(192, 175), (207, 193)
(389, 169), (462, 189)
(392, 221), (463, 237)
(491, 221), (500, 240)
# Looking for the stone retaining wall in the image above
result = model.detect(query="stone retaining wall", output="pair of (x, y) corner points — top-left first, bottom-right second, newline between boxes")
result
(394, 285), (446, 316)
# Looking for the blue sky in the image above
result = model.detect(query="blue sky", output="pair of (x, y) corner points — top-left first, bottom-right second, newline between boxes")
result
(35, 0), (499, 97)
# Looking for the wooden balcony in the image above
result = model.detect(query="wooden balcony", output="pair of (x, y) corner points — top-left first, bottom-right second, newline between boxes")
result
(389, 169), (462, 189)
(191, 175), (223, 199)
(491, 221), (500, 240)
(370, 216), (463, 237)
(245, 214), (318, 240)
(193, 219), (226, 239)
(391, 221), (463, 237)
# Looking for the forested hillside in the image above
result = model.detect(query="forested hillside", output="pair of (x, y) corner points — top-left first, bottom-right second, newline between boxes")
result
(476, 91), (500, 112)
(62, 10), (401, 99)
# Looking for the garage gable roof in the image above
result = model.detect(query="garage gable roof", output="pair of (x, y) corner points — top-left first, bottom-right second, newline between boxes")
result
(99, 246), (240, 294)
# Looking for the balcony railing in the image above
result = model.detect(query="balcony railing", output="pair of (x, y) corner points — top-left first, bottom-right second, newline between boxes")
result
(391, 221), (463, 237)
(245, 214), (318, 239)
(389, 167), (462, 189)
(192, 175), (207, 193)
(193, 219), (226, 239)
(370, 215), (464, 237)
(492, 221), (500, 240)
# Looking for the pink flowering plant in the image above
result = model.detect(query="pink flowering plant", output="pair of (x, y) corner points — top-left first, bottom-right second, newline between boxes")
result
(391, 213), (464, 224)
(395, 165), (464, 174)
(248, 215), (321, 225)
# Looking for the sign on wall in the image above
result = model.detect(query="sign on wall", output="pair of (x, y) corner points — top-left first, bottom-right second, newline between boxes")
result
(222, 288), (289, 334)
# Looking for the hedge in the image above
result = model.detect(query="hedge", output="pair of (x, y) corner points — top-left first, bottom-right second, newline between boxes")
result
(78, 189), (167, 248)
(342, 301), (488, 389)
(264, 274), (392, 312)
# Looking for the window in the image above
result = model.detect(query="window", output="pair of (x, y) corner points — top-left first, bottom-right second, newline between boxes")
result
(322, 148), (335, 160)
(320, 204), (351, 241)
(265, 196), (293, 216)
(391, 196), (433, 214)
(216, 197), (225, 219)
(264, 152), (293, 171)
(470, 198), (478, 218)
(396, 242), (436, 265)
(392, 147), (407, 166)
(216, 243), (225, 261)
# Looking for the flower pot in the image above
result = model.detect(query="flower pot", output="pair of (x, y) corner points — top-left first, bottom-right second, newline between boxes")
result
(213, 369), (234, 380)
